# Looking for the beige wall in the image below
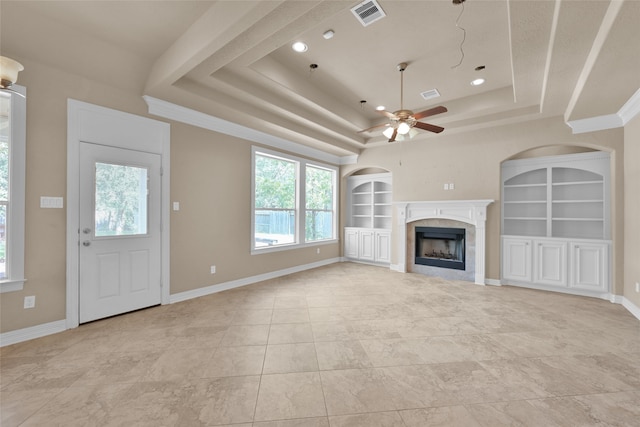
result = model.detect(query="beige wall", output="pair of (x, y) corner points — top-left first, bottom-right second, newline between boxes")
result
(0, 57), (339, 333)
(169, 124), (340, 294)
(341, 118), (625, 295)
(624, 114), (640, 307)
(0, 57), (153, 333)
(1, 44), (636, 336)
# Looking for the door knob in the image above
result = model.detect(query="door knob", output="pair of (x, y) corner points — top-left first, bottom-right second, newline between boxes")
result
(82, 241), (91, 247)
(83, 228), (91, 234)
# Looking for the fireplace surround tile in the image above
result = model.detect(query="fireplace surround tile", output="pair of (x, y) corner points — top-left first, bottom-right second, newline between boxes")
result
(394, 200), (493, 285)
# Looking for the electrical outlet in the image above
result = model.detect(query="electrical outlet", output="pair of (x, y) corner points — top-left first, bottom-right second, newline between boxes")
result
(636, 282), (639, 293)
(210, 265), (216, 274)
(449, 183), (455, 190)
(24, 295), (36, 309)
(316, 248), (321, 254)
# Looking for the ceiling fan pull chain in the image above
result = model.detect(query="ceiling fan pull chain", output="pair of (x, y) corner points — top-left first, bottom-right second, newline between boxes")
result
(400, 67), (404, 109)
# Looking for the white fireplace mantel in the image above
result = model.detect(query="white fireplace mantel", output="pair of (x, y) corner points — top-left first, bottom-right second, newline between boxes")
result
(393, 200), (494, 284)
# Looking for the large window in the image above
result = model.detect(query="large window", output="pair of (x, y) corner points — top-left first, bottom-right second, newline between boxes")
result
(252, 147), (337, 252)
(0, 86), (26, 292)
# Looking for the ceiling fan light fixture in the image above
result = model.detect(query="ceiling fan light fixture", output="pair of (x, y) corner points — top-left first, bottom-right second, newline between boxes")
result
(397, 121), (411, 135)
(382, 127), (395, 139)
(291, 41), (308, 53)
(0, 56), (24, 89)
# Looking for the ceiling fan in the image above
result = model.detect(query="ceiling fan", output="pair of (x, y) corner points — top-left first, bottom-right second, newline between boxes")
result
(358, 62), (447, 142)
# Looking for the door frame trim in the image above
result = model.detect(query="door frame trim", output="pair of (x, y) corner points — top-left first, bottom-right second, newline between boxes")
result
(66, 99), (171, 329)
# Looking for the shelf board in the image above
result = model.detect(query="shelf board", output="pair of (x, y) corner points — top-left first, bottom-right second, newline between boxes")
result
(503, 200), (547, 204)
(504, 217), (546, 221)
(551, 180), (603, 186)
(504, 183), (547, 188)
(552, 218), (604, 221)
(551, 199), (603, 204)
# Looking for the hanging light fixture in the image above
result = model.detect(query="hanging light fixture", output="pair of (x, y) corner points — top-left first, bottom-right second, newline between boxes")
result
(0, 56), (25, 97)
(382, 126), (395, 139)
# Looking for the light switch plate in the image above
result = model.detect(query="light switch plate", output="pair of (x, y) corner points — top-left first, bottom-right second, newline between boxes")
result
(40, 196), (64, 208)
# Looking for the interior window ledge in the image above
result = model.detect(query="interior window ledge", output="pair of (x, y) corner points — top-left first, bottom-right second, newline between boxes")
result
(0, 279), (26, 293)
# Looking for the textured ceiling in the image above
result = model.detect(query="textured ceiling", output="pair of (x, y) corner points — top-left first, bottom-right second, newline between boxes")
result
(2, 0), (639, 157)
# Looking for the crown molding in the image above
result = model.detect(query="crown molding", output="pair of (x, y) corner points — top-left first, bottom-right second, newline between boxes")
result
(567, 89), (640, 134)
(618, 88), (640, 125)
(143, 96), (358, 165)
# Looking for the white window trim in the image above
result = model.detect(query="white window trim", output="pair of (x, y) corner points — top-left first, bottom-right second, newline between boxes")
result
(0, 85), (26, 293)
(251, 146), (338, 254)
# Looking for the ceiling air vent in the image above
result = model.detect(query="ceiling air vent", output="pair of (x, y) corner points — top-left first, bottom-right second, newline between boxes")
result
(351, 0), (386, 27)
(420, 88), (441, 101)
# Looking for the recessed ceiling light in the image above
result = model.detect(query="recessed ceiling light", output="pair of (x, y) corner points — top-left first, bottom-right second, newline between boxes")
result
(471, 78), (485, 86)
(376, 105), (386, 111)
(292, 41), (308, 53)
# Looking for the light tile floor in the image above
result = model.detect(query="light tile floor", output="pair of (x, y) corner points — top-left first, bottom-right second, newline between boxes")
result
(1, 262), (639, 426)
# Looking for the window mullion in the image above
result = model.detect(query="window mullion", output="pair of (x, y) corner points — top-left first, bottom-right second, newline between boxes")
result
(299, 162), (305, 244)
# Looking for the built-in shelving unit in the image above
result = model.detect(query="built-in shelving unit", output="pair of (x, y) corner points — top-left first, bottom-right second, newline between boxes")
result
(345, 173), (392, 265)
(502, 154), (608, 240)
(501, 151), (611, 298)
(348, 175), (392, 229)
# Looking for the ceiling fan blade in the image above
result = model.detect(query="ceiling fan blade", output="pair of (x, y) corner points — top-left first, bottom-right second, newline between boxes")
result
(388, 128), (398, 142)
(412, 106), (447, 120)
(357, 123), (389, 133)
(377, 109), (399, 120)
(414, 121), (445, 133)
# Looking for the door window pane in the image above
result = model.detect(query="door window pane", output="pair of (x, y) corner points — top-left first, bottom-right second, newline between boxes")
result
(95, 162), (148, 236)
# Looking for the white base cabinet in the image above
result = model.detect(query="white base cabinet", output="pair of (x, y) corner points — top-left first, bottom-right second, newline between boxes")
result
(534, 239), (567, 287)
(344, 227), (390, 265)
(501, 236), (609, 296)
(344, 228), (359, 259)
(569, 242), (609, 292)
(502, 237), (533, 283)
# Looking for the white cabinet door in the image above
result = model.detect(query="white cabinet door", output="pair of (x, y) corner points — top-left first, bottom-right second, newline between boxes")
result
(344, 228), (359, 259)
(374, 230), (391, 263)
(569, 242), (608, 292)
(534, 240), (567, 287)
(502, 237), (532, 282)
(359, 230), (375, 261)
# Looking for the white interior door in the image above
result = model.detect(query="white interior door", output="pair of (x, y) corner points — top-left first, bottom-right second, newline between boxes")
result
(79, 142), (162, 323)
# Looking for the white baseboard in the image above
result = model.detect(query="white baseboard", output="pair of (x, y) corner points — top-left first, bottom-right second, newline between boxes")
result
(609, 294), (623, 304)
(0, 320), (66, 348)
(170, 257), (341, 304)
(622, 297), (640, 321)
(389, 263), (404, 272)
(485, 278), (502, 286)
